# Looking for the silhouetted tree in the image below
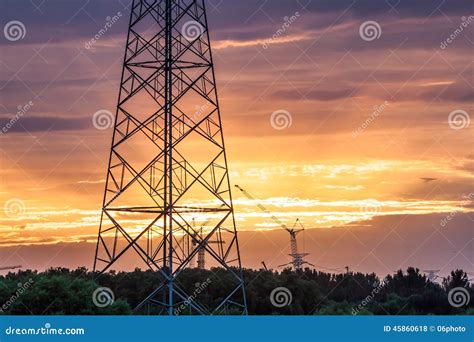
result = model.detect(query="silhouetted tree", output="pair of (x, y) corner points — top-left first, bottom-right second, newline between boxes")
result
(0, 267), (472, 315)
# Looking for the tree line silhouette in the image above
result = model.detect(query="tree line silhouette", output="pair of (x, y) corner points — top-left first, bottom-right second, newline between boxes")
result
(0, 267), (472, 315)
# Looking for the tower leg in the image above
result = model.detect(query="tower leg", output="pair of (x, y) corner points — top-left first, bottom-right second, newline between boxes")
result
(94, 0), (247, 315)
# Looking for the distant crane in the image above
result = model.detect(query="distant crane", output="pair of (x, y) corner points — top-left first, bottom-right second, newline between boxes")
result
(234, 185), (313, 271)
(423, 269), (441, 282)
(0, 265), (22, 271)
(277, 218), (313, 270)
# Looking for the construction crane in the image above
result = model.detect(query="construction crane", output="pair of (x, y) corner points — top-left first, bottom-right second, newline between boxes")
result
(423, 269), (441, 282)
(0, 265), (22, 271)
(277, 218), (314, 270)
(234, 185), (313, 271)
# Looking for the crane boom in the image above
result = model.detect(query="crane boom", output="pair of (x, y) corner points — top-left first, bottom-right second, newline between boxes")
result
(235, 185), (289, 231)
(234, 185), (313, 270)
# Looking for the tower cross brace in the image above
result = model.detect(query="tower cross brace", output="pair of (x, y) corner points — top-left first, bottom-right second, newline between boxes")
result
(93, 0), (247, 315)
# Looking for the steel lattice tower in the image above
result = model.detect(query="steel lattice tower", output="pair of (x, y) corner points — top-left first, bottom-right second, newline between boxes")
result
(93, 0), (247, 315)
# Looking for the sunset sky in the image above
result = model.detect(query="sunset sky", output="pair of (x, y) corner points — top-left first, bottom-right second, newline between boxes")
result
(0, 0), (472, 275)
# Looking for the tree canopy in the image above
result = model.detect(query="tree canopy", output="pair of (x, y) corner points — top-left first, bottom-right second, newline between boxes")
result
(0, 267), (472, 315)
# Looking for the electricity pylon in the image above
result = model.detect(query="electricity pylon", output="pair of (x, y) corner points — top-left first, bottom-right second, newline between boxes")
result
(93, 0), (247, 315)
(234, 185), (314, 271)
